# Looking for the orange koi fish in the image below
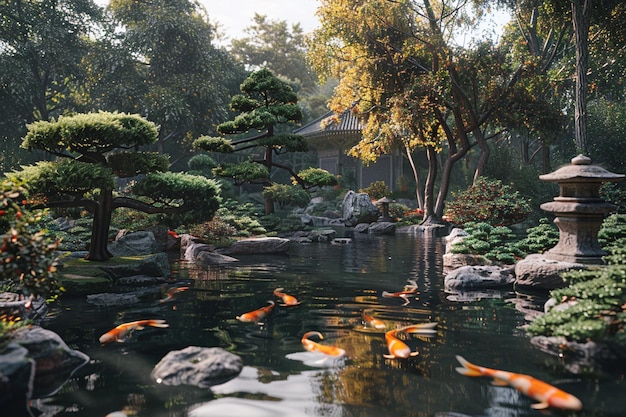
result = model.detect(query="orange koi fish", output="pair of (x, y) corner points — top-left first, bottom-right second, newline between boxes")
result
(455, 355), (583, 411)
(159, 286), (189, 303)
(384, 329), (419, 359)
(301, 331), (346, 357)
(236, 300), (275, 324)
(397, 322), (438, 335)
(273, 287), (301, 306)
(99, 319), (169, 345)
(362, 310), (386, 329)
(382, 279), (418, 305)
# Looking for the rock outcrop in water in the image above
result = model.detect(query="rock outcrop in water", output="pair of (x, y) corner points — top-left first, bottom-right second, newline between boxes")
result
(151, 346), (243, 388)
(0, 326), (89, 406)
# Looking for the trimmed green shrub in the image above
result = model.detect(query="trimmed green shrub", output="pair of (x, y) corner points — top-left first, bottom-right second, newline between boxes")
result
(445, 177), (532, 226)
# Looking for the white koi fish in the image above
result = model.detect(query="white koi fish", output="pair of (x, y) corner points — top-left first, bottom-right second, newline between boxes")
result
(455, 355), (583, 411)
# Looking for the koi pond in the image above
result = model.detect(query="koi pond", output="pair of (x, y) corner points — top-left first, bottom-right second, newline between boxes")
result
(29, 233), (626, 416)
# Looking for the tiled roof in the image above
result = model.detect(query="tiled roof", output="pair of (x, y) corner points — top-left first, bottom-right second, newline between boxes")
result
(294, 109), (363, 138)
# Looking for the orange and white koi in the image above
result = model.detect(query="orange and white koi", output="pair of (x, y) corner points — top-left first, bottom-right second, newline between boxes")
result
(236, 300), (275, 324)
(159, 286), (189, 303)
(273, 287), (301, 306)
(383, 329), (419, 359)
(397, 322), (438, 335)
(382, 279), (418, 305)
(99, 319), (169, 345)
(455, 355), (583, 411)
(362, 310), (386, 329)
(301, 331), (346, 357)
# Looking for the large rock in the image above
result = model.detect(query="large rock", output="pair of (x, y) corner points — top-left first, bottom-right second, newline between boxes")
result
(0, 343), (35, 406)
(443, 253), (491, 270)
(11, 326), (89, 397)
(219, 237), (290, 256)
(180, 234), (239, 264)
(108, 231), (160, 257)
(152, 346), (243, 388)
(444, 265), (514, 290)
(99, 253), (170, 280)
(514, 254), (586, 291)
(367, 222), (396, 235)
(341, 191), (379, 227)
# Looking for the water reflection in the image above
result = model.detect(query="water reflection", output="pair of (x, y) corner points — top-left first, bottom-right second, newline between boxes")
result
(33, 234), (626, 417)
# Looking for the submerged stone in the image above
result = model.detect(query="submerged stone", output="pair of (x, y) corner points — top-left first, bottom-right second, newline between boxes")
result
(152, 346), (243, 388)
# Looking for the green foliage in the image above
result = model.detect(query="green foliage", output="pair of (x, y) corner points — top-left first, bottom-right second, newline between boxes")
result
(600, 183), (626, 214)
(187, 154), (217, 176)
(186, 200), (267, 246)
(213, 162), (270, 185)
(193, 136), (235, 154)
(388, 202), (411, 220)
(396, 208), (425, 226)
(0, 179), (61, 300)
(132, 172), (222, 221)
(22, 112), (159, 154)
(511, 218), (560, 254)
(527, 217), (626, 344)
(598, 214), (626, 246)
(229, 14), (318, 94)
(359, 181), (391, 200)
(587, 98), (626, 175)
(451, 222), (524, 263)
(444, 177), (532, 226)
(295, 167), (338, 188)
(257, 134), (308, 152)
(262, 184), (311, 208)
(259, 213), (309, 233)
(107, 152), (169, 177)
(10, 159), (115, 199)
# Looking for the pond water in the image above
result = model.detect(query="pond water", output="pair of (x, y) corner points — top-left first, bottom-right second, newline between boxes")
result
(26, 233), (626, 416)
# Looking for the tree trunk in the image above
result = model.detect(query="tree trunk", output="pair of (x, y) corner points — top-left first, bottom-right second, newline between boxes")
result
(572, 0), (590, 155)
(405, 144), (423, 209)
(472, 133), (490, 184)
(86, 189), (114, 261)
(263, 144), (275, 215)
(422, 145), (438, 221)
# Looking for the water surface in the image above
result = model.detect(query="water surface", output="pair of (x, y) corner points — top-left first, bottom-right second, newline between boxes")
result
(37, 233), (626, 416)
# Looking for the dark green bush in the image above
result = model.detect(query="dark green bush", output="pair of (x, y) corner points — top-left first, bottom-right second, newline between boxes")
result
(262, 184), (310, 208)
(445, 177), (532, 226)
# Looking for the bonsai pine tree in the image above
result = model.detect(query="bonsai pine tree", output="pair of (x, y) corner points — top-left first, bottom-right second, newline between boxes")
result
(193, 69), (336, 214)
(10, 111), (221, 261)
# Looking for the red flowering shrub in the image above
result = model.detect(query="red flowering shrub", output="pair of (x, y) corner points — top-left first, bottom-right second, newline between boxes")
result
(0, 180), (61, 300)
(444, 177), (531, 227)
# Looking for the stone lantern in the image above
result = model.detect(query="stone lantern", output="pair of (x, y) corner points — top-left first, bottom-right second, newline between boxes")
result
(539, 154), (624, 264)
(376, 196), (395, 222)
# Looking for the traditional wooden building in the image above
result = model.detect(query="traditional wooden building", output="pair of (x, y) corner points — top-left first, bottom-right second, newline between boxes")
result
(294, 109), (405, 191)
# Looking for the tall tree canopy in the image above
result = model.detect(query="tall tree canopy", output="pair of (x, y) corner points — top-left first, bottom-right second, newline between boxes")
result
(10, 112), (221, 261)
(230, 14), (318, 94)
(0, 0), (101, 123)
(86, 0), (245, 163)
(309, 0), (535, 222)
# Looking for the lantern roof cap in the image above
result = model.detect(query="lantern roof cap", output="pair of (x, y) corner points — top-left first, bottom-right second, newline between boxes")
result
(539, 154), (624, 183)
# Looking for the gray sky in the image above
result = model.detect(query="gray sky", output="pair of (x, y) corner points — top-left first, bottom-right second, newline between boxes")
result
(93, 0), (321, 41)
(205, 0), (320, 41)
